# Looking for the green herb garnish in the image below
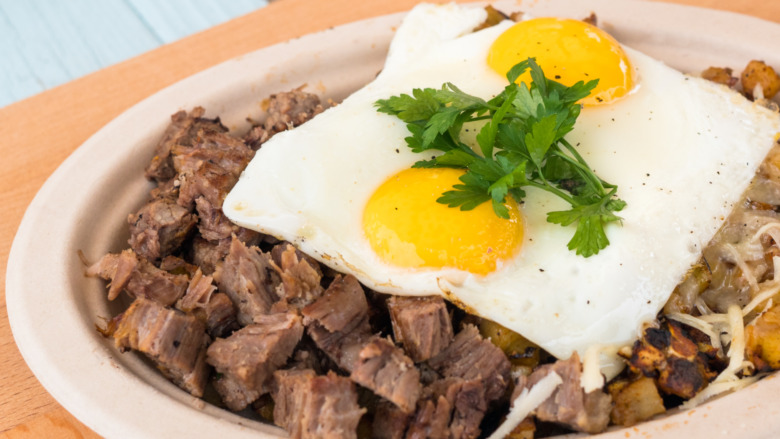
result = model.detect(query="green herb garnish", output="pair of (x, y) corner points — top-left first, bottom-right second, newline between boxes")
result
(375, 58), (626, 257)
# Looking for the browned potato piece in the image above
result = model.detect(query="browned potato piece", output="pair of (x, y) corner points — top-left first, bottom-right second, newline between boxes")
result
(608, 377), (666, 426)
(746, 304), (780, 371)
(701, 67), (738, 88)
(741, 60), (780, 100)
(507, 416), (535, 439)
(479, 319), (541, 369)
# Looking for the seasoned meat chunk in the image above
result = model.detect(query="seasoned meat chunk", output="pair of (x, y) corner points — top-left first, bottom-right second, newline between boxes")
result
(302, 275), (373, 371)
(350, 337), (421, 413)
(144, 107), (227, 181)
(387, 295), (453, 362)
(207, 312), (303, 410)
(112, 297), (210, 397)
(271, 243), (324, 311)
(515, 352), (611, 434)
(372, 401), (411, 439)
(428, 324), (511, 403)
(213, 237), (280, 325)
(128, 197), (197, 262)
(176, 268), (216, 312)
(628, 319), (717, 398)
(173, 269), (238, 338)
(273, 369), (365, 439)
(244, 89), (326, 148)
(194, 197), (260, 243)
(406, 377), (487, 439)
(87, 249), (188, 306)
(204, 292), (240, 338)
(190, 236), (230, 275)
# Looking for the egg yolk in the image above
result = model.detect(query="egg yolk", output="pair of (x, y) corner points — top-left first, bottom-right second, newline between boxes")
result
(363, 168), (523, 275)
(488, 18), (633, 106)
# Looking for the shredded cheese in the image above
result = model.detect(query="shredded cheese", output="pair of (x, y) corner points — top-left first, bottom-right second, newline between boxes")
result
(666, 312), (722, 350)
(580, 345), (606, 392)
(487, 372), (563, 439)
(723, 243), (760, 294)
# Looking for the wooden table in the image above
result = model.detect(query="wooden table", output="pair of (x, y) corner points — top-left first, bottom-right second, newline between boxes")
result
(1, 0), (777, 437)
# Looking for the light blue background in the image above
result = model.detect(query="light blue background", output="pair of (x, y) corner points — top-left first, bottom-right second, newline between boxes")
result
(0, 0), (269, 109)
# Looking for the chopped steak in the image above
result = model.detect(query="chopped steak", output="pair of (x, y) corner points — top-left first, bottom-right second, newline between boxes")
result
(406, 377), (487, 439)
(159, 255), (198, 277)
(144, 107), (227, 181)
(244, 89), (326, 148)
(87, 249), (188, 306)
(127, 197), (197, 262)
(372, 401), (411, 439)
(207, 312), (303, 410)
(173, 128), (254, 209)
(193, 197), (261, 244)
(427, 324), (511, 403)
(302, 275), (374, 371)
(515, 352), (611, 434)
(271, 243), (324, 311)
(273, 369), (365, 439)
(112, 297), (210, 397)
(176, 268), (216, 312)
(204, 292), (240, 338)
(213, 237), (280, 325)
(387, 295), (453, 362)
(190, 236), (230, 275)
(350, 337), (421, 413)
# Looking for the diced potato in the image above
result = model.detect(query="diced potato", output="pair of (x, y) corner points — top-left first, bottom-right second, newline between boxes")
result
(741, 60), (780, 100)
(506, 416), (535, 439)
(701, 67), (737, 87)
(478, 319), (541, 368)
(746, 304), (780, 371)
(608, 377), (666, 427)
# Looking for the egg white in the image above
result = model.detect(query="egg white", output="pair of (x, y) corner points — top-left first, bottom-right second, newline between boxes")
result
(224, 3), (780, 372)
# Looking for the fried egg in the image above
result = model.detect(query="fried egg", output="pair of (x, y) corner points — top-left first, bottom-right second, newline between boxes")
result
(224, 4), (780, 375)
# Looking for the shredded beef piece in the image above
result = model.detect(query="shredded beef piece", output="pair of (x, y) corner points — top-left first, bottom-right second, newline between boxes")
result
(87, 249), (188, 306)
(205, 292), (240, 338)
(515, 352), (611, 434)
(149, 177), (180, 201)
(372, 401), (411, 439)
(159, 255), (198, 277)
(387, 295), (453, 362)
(112, 297), (210, 397)
(176, 268), (216, 312)
(213, 237), (280, 325)
(190, 236), (230, 275)
(207, 312), (303, 411)
(628, 319), (717, 398)
(350, 337), (421, 413)
(273, 369), (365, 439)
(173, 128), (254, 209)
(245, 90), (325, 148)
(427, 324), (511, 403)
(194, 196), (260, 243)
(270, 243), (324, 311)
(302, 275), (374, 371)
(127, 197), (197, 262)
(405, 377), (487, 439)
(144, 107), (227, 182)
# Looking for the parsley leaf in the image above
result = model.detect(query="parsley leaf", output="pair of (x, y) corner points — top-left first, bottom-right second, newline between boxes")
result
(375, 58), (627, 257)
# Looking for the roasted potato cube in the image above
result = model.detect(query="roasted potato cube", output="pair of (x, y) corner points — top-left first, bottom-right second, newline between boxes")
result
(741, 60), (780, 100)
(608, 377), (666, 426)
(507, 416), (535, 439)
(746, 304), (780, 371)
(701, 67), (738, 87)
(479, 319), (541, 368)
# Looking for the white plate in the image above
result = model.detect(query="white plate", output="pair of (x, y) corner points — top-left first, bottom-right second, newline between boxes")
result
(7, 1), (780, 437)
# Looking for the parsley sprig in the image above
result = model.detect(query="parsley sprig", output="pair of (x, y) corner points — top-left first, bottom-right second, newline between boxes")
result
(375, 58), (626, 257)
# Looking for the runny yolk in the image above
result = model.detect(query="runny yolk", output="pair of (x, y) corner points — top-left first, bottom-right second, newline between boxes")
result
(362, 168), (523, 275)
(488, 17), (634, 106)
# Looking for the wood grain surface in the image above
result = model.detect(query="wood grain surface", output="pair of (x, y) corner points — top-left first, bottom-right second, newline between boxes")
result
(0, 0), (777, 437)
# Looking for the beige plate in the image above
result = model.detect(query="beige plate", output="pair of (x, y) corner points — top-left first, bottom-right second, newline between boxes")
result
(7, 0), (780, 437)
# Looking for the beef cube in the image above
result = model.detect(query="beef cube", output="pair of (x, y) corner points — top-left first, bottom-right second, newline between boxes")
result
(195, 197), (260, 243)
(213, 237), (280, 325)
(87, 249), (188, 306)
(515, 352), (611, 434)
(387, 295), (453, 362)
(128, 197), (197, 261)
(350, 337), (421, 413)
(207, 312), (303, 410)
(372, 400), (411, 439)
(190, 236), (230, 275)
(271, 243), (324, 311)
(273, 369), (365, 439)
(144, 107), (226, 182)
(112, 297), (210, 397)
(204, 293), (240, 338)
(176, 268), (216, 312)
(302, 275), (373, 371)
(244, 90), (325, 148)
(406, 378), (487, 439)
(427, 324), (510, 403)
